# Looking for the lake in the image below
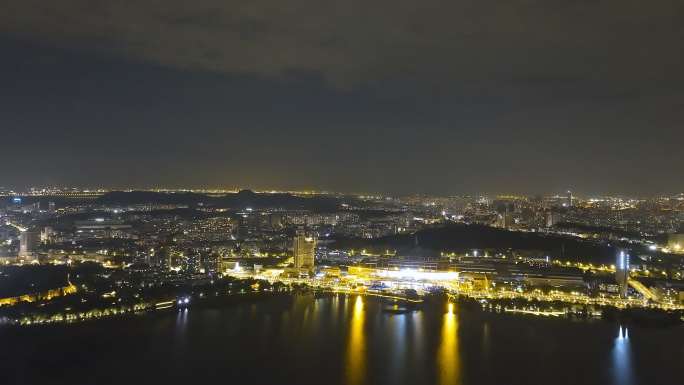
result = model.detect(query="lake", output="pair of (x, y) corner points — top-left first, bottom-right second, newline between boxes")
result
(1, 294), (682, 385)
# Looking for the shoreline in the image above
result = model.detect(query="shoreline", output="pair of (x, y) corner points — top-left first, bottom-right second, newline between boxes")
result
(2, 280), (682, 328)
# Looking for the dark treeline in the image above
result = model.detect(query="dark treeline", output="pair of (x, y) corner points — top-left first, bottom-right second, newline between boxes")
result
(333, 223), (636, 264)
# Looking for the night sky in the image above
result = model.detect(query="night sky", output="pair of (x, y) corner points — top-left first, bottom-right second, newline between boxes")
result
(1, 1), (683, 195)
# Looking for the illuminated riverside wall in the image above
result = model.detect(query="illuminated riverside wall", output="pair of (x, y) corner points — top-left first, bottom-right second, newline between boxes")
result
(0, 283), (77, 307)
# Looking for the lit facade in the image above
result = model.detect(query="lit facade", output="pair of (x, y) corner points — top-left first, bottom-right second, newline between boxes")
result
(615, 251), (630, 298)
(293, 230), (315, 270)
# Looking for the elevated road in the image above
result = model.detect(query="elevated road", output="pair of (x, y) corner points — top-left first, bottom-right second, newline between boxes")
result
(627, 279), (659, 302)
(4, 220), (27, 232)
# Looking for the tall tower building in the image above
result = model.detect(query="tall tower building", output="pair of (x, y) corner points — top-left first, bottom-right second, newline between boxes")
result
(40, 226), (55, 244)
(545, 211), (559, 228)
(615, 251), (630, 298)
(269, 213), (283, 230)
(19, 230), (40, 259)
(293, 229), (316, 270)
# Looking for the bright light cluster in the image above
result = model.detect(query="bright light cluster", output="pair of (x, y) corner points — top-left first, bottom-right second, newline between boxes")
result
(375, 268), (459, 281)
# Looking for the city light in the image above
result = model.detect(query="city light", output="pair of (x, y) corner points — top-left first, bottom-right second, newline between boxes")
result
(376, 269), (459, 282)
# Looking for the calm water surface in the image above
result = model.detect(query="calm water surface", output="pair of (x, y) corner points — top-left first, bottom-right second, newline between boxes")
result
(1, 294), (682, 385)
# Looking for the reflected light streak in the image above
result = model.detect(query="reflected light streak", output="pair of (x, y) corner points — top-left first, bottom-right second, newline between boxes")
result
(331, 294), (340, 328)
(176, 308), (188, 329)
(388, 310), (407, 384)
(410, 311), (425, 365)
(437, 302), (461, 385)
(482, 322), (491, 360)
(612, 326), (635, 385)
(174, 308), (189, 349)
(346, 296), (366, 385)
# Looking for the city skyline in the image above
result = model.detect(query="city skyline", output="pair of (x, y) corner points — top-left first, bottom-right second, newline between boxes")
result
(2, 184), (684, 199)
(2, 3), (683, 385)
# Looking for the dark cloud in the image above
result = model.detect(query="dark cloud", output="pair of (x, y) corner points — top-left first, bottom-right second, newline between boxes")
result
(1, 1), (683, 195)
(3, 0), (683, 88)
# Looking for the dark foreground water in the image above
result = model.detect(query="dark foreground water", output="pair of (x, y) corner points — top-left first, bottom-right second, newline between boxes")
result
(1, 294), (682, 385)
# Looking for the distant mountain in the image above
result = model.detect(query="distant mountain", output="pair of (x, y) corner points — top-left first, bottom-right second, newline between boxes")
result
(95, 190), (340, 211)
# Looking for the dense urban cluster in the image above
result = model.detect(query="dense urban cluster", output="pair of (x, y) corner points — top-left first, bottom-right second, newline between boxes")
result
(1, 187), (683, 325)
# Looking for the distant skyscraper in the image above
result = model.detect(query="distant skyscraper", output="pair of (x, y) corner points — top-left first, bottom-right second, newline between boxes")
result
(615, 251), (630, 298)
(566, 191), (573, 207)
(237, 213), (259, 239)
(40, 226), (55, 243)
(19, 230), (40, 258)
(545, 211), (560, 228)
(293, 229), (315, 270)
(269, 213), (283, 230)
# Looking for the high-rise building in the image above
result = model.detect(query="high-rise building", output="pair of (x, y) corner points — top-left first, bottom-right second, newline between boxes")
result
(293, 229), (316, 270)
(615, 251), (630, 298)
(40, 226), (55, 243)
(236, 213), (260, 239)
(269, 213), (283, 230)
(545, 211), (560, 228)
(19, 230), (40, 258)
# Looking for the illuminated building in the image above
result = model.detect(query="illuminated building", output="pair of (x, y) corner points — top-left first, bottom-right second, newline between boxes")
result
(236, 212), (260, 239)
(19, 230), (40, 258)
(269, 213), (284, 229)
(74, 219), (131, 230)
(346, 266), (459, 291)
(74, 219), (132, 240)
(545, 211), (560, 228)
(40, 226), (55, 243)
(286, 212), (339, 226)
(666, 233), (684, 253)
(615, 251), (630, 298)
(293, 229), (315, 270)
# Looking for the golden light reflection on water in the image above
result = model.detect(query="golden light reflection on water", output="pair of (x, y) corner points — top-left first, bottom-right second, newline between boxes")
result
(437, 302), (461, 385)
(346, 295), (366, 385)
